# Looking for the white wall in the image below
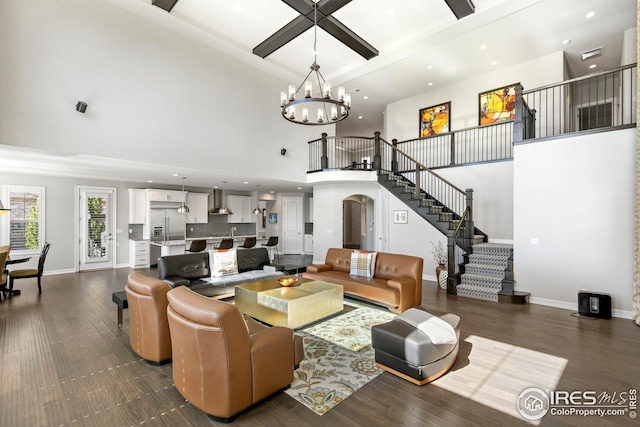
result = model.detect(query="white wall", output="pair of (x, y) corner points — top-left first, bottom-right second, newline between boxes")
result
(385, 51), (565, 140)
(0, 0), (328, 184)
(0, 171), (134, 272)
(437, 161), (514, 241)
(514, 128), (636, 317)
(312, 178), (448, 280)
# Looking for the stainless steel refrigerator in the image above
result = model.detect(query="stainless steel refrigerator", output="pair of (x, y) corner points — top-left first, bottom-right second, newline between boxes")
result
(149, 203), (186, 242)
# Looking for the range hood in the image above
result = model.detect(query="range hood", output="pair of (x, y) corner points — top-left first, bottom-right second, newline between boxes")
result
(208, 189), (233, 215)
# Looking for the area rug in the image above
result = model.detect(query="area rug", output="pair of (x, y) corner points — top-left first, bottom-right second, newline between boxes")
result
(285, 303), (396, 415)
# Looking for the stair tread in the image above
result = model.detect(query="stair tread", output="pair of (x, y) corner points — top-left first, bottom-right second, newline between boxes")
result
(498, 290), (531, 296)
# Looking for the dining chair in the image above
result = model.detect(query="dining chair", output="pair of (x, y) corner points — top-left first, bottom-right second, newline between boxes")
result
(262, 236), (279, 263)
(215, 238), (234, 250)
(7, 242), (51, 296)
(0, 247), (9, 301)
(186, 239), (207, 253)
(238, 237), (256, 249)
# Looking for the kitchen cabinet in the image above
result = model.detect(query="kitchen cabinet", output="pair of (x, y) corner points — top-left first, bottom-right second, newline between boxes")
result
(147, 189), (185, 203)
(129, 240), (150, 268)
(128, 189), (147, 224)
(186, 192), (209, 224)
(304, 234), (313, 254)
(227, 195), (253, 223)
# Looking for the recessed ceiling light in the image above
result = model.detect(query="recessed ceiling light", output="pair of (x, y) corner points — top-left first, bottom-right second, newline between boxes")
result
(297, 187), (302, 190)
(589, 64), (597, 69)
(480, 44), (487, 50)
(562, 39), (571, 45)
(358, 116), (363, 119)
(147, 180), (153, 183)
(586, 11), (595, 18)
(243, 181), (249, 184)
(363, 96), (368, 100)
(491, 61), (498, 66)
(213, 185), (219, 189)
(428, 82), (433, 86)
(172, 173), (179, 177)
(427, 65), (433, 69)
(270, 190), (274, 194)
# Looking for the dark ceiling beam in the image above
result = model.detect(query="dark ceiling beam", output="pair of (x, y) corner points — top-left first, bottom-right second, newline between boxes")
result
(444, 0), (475, 19)
(152, 0), (180, 13)
(253, 0), (378, 60)
(253, 16), (314, 59)
(318, 16), (379, 60)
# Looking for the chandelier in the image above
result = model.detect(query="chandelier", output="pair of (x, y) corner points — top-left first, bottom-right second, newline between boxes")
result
(280, 2), (351, 125)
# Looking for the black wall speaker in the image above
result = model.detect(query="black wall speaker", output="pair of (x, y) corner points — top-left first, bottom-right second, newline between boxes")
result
(76, 101), (87, 113)
(280, 148), (287, 156)
(578, 291), (611, 319)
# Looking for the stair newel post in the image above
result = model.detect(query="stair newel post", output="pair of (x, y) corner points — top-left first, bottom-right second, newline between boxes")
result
(513, 84), (524, 143)
(391, 139), (398, 174)
(414, 164), (421, 199)
(450, 132), (456, 166)
(446, 234), (457, 295)
(465, 188), (474, 241)
(373, 131), (382, 173)
(321, 132), (329, 169)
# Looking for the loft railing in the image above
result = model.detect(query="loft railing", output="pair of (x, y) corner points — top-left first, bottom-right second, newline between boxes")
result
(514, 63), (637, 142)
(393, 120), (514, 169)
(308, 134), (376, 172)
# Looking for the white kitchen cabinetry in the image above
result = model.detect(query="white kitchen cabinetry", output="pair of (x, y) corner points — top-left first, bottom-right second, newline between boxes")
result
(304, 234), (313, 254)
(227, 195), (253, 223)
(186, 192), (209, 224)
(129, 240), (150, 268)
(147, 189), (185, 203)
(128, 189), (147, 224)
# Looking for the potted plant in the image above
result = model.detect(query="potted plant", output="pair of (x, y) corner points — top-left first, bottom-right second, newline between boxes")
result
(430, 241), (447, 285)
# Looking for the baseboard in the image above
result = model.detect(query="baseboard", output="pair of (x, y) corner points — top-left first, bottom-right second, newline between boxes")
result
(43, 268), (76, 276)
(529, 296), (632, 320)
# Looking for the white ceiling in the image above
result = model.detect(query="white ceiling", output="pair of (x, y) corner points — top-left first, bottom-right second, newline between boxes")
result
(1, 0), (636, 191)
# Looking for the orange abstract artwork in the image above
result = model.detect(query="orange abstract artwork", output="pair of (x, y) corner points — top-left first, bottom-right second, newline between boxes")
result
(479, 84), (518, 126)
(419, 102), (450, 137)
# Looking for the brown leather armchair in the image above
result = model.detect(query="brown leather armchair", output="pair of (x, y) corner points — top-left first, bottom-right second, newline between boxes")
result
(125, 271), (172, 365)
(166, 286), (304, 422)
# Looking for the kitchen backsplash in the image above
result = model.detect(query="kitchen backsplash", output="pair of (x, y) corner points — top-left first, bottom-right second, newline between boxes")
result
(128, 216), (258, 240)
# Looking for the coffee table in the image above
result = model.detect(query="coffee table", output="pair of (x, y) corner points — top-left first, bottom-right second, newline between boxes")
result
(235, 278), (343, 329)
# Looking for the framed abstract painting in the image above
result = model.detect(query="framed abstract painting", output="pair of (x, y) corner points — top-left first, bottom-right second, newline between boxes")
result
(478, 83), (518, 125)
(419, 102), (450, 137)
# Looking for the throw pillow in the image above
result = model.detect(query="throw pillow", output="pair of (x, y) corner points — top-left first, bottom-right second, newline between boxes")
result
(209, 249), (239, 278)
(349, 250), (377, 278)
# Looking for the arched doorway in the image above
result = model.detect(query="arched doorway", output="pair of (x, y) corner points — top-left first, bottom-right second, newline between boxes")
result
(342, 195), (375, 251)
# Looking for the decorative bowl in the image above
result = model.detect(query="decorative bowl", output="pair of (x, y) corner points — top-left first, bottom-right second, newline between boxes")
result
(276, 276), (298, 287)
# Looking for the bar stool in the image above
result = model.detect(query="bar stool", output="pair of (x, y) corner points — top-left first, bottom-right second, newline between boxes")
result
(238, 237), (256, 249)
(186, 239), (207, 253)
(215, 238), (234, 250)
(262, 236), (279, 263)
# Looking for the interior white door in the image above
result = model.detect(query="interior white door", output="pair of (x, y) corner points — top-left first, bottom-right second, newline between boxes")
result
(283, 197), (303, 254)
(78, 186), (116, 271)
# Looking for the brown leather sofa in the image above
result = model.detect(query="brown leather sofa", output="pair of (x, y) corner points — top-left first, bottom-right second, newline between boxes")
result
(166, 286), (304, 422)
(303, 248), (423, 313)
(125, 271), (172, 364)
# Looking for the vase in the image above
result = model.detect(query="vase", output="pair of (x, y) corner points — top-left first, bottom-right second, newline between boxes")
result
(436, 263), (446, 285)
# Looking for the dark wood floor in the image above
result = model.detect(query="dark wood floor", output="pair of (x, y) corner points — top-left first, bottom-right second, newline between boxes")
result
(1, 263), (638, 427)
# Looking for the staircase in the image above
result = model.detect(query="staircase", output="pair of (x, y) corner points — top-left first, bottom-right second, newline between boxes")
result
(458, 243), (513, 302)
(377, 169), (529, 304)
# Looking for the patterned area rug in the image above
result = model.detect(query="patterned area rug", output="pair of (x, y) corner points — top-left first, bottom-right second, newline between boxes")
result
(285, 303), (396, 415)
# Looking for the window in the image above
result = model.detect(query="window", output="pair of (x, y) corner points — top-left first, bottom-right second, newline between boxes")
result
(3, 185), (46, 254)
